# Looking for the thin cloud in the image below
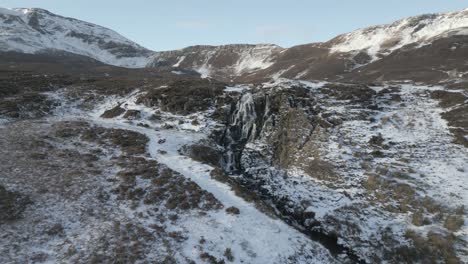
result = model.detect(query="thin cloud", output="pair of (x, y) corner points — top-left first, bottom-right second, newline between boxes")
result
(254, 24), (315, 46)
(175, 20), (212, 31)
(255, 25), (290, 37)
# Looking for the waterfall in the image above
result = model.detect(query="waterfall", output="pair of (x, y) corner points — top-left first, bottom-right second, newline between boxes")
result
(231, 93), (257, 141)
(222, 92), (258, 173)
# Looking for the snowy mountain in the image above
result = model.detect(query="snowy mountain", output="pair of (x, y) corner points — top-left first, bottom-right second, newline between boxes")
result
(330, 8), (468, 61)
(0, 7), (154, 67)
(149, 44), (284, 80)
(149, 9), (468, 83)
(2, 7), (468, 81)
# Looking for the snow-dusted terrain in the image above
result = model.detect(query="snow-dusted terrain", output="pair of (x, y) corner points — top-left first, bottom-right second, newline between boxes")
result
(0, 71), (466, 263)
(149, 44), (283, 79)
(1, 5), (468, 264)
(14, 78), (460, 263)
(310, 82), (468, 261)
(148, 9), (468, 80)
(5, 90), (337, 264)
(90, 101), (336, 264)
(330, 8), (468, 60)
(0, 7), (153, 67)
(207, 79), (467, 262)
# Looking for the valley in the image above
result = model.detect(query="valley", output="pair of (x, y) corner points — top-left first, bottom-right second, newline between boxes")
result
(0, 6), (467, 264)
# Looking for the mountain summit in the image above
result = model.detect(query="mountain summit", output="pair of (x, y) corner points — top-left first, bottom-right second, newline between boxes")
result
(0, 7), (153, 67)
(330, 8), (468, 60)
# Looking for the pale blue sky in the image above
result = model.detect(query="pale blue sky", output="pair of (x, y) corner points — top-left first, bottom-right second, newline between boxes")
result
(2, 0), (468, 51)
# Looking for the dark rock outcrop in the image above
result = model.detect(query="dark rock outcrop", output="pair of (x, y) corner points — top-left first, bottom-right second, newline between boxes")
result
(0, 185), (30, 223)
(137, 79), (226, 115)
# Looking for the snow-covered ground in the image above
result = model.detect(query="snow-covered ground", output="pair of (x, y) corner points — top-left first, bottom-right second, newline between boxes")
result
(317, 83), (468, 260)
(374, 85), (467, 204)
(0, 118), (9, 127)
(320, 84), (468, 206)
(95, 120), (335, 263)
(45, 90), (339, 264)
(3, 80), (466, 263)
(221, 79), (467, 262)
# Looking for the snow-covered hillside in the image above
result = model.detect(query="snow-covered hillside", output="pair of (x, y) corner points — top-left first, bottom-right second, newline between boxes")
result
(145, 8), (468, 81)
(149, 44), (283, 79)
(2, 6), (468, 81)
(330, 8), (468, 60)
(0, 8), (154, 67)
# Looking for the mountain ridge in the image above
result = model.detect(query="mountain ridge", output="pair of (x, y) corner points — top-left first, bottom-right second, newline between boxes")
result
(147, 8), (468, 84)
(2, 7), (468, 83)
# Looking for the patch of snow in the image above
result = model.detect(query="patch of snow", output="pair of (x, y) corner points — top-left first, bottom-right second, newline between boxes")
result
(299, 80), (328, 90)
(172, 55), (186, 67)
(261, 78), (327, 91)
(196, 65), (211, 78)
(271, 65), (295, 80)
(0, 118), (9, 127)
(368, 85), (386, 93)
(233, 45), (278, 75)
(294, 69), (309, 79)
(224, 85), (251, 93)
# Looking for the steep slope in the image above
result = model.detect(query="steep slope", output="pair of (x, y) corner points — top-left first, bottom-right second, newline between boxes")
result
(342, 34), (468, 83)
(257, 8), (468, 83)
(237, 43), (353, 82)
(329, 8), (468, 61)
(0, 7), (154, 67)
(149, 44), (284, 81)
(283, 9), (468, 81)
(147, 9), (468, 84)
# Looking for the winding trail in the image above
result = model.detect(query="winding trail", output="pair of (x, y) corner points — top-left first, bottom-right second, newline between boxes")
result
(49, 101), (340, 263)
(96, 117), (337, 263)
